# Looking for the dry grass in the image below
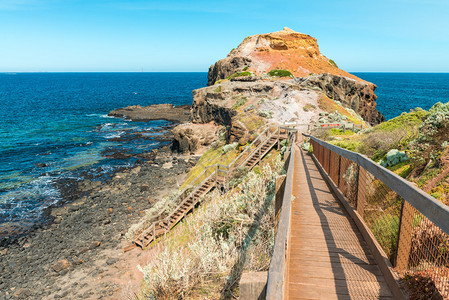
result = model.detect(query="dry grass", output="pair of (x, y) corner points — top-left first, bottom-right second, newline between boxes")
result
(137, 153), (283, 299)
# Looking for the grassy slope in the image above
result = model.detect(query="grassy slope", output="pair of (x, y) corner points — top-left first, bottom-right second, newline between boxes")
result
(138, 150), (281, 299)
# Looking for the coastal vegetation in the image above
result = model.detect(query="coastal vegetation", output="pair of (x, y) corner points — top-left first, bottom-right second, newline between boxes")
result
(267, 69), (294, 78)
(226, 71), (253, 80)
(312, 101), (449, 297)
(329, 59), (338, 68)
(136, 152), (282, 299)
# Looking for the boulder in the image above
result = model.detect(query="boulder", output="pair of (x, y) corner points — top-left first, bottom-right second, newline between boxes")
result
(52, 260), (70, 272)
(172, 123), (218, 154)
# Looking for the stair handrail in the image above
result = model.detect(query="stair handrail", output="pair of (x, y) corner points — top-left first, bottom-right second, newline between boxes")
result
(228, 125), (271, 169)
(164, 166), (218, 229)
(240, 126), (280, 167)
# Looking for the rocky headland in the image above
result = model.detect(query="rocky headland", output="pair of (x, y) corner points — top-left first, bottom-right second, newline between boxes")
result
(172, 27), (384, 156)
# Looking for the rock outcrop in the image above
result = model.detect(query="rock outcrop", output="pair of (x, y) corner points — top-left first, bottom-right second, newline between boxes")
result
(109, 104), (191, 123)
(208, 27), (363, 86)
(295, 74), (385, 124)
(197, 28), (385, 128)
(172, 123), (218, 154)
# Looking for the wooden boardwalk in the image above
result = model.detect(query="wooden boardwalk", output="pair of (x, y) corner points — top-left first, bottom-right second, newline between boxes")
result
(285, 145), (394, 299)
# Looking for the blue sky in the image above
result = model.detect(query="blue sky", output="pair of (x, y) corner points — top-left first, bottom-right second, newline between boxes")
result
(1, 0), (448, 72)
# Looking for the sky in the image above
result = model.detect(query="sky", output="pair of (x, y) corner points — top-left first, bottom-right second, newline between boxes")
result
(1, 0), (449, 72)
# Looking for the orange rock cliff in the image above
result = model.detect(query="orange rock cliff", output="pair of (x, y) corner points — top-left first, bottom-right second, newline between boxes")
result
(208, 27), (363, 85)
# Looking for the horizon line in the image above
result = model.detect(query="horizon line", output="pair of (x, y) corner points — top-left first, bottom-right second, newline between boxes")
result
(2, 71), (449, 74)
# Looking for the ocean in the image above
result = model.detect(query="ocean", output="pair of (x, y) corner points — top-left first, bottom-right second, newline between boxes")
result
(1, 72), (448, 234)
(0, 72), (206, 233)
(354, 73), (449, 120)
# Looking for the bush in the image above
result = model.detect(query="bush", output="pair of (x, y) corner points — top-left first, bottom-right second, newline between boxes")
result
(226, 71), (253, 80)
(267, 69), (294, 78)
(303, 103), (316, 112)
(329, 59), (338, 68)
(380, 149), (409, 167)
(213, 85), (222, 93)
(258, 110), (274, 119)
(244, 104), (256, 112)
(232, 97), (247, 110)
(301, 142), (311, 151)
(222, 142), (238, 154)
(409, 102), (449, 166)
(243, 66), (249, 71)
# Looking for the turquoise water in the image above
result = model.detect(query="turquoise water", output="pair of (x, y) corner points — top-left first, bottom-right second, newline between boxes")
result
(0, 72), (207, 229)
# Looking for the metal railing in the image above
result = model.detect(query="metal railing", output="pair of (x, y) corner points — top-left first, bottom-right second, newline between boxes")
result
(307, 134), (449, 298)
(266, 131), (296, 300)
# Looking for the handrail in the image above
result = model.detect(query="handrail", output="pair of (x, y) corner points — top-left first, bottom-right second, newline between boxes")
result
(228, 125), (271, 169)
(240, 126), (280, 167)
(304, 134), (449, 235)
(165, 167), (216, 225)
(266, 132), (296, 299)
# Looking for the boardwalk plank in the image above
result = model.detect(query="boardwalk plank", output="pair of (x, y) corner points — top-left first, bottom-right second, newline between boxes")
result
(286, 145), (393, 299)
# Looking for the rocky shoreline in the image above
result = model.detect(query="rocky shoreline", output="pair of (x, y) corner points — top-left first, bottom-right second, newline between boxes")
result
(0, 109), (198, 299)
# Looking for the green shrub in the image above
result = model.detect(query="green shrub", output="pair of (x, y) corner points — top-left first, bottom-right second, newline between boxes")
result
(244, 104), (256, 112)
(258, 110), (274, 119)
(409, 102), (449, 166)
(303, 103), (316, 112)
(267, 69), (294, 78)
(301, 142), (311, 151)
(329, 59), (338, 68)
(243, 66), (249, 71)
(223, 142), (238, 154)
(380, 149), (409, 167)
(232, 97), (247, 110)
(213, 85), (222, 93)
(226, 71), (253, 80)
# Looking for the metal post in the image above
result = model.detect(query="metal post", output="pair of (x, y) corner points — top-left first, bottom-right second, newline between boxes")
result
(353, 165), (360, 207)
(337, 155), (341, 188)
(396, 200), (414, 270)
(357, 167), (366, 218)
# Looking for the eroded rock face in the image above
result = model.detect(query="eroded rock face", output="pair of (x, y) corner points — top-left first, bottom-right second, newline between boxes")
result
(208, 56), (252, 86)
(296, 74), (385, 124)
(207, 27), (363, 86)
(172, 123), (218, 154)
(192, 73), (383, 127)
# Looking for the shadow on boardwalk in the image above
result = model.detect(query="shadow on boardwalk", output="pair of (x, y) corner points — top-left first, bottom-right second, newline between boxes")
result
(286, 146), (393, 299)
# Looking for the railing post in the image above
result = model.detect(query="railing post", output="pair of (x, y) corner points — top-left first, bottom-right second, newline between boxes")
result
(396, 200), (414, 270)
(277, 127), (280, 150)
(153, 223), (156, 240)
(356, 166), (366, 218)
(337, 155), (341, 188)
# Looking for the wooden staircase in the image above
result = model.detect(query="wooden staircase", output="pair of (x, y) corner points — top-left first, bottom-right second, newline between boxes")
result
(132, 126), (289, 248)
(241, 135), (279, 169)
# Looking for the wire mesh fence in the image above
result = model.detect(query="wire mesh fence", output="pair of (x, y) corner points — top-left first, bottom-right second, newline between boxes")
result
(310, 137), (449, 299)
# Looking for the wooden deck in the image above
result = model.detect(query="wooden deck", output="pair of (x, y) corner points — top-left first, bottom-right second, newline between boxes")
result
(285, 145), (394, 299)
